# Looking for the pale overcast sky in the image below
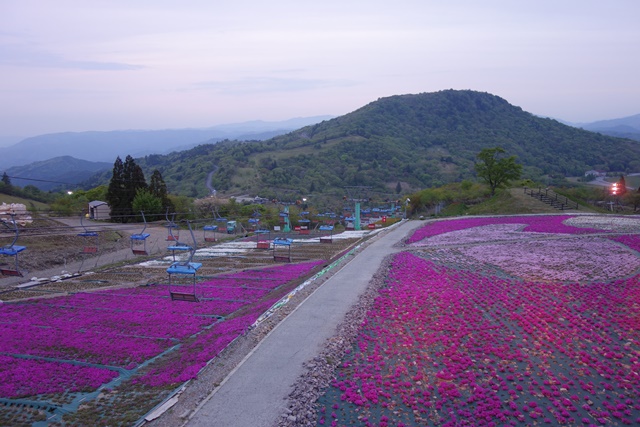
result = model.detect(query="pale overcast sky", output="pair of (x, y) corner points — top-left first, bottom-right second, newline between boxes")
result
(1, 0), (639, 142)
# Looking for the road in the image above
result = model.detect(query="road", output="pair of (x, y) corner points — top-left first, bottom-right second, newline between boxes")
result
(184, 219), (423, 427)
(591, 173), (639, 190)
(205, 166), (218, 195)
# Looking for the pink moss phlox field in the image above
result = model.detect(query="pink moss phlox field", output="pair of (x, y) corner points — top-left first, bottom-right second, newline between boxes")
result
(406, 215), (604, 244)
(318, 252), (640, 426)
(0, 260), (323, 398)
(134, 299), (278, 386)
(0, 355), (118, 399)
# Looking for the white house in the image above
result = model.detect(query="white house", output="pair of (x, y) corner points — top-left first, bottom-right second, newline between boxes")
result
(584, 170), (607, 177)
(89, 201), (111, 220)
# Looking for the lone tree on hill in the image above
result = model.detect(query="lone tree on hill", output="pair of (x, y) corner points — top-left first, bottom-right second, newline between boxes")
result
(475, 147), (522, 196)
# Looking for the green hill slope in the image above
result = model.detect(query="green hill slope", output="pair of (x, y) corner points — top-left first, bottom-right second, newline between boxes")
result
(87, 90), (640, 199)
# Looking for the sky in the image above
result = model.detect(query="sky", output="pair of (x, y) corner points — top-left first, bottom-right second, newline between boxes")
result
(1, 0), (639, 145)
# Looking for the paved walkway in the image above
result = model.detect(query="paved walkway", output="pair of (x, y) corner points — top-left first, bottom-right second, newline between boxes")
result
(184, 219), (423, 427)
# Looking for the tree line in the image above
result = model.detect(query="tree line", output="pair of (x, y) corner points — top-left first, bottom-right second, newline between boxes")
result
(106, 155), (173, 222)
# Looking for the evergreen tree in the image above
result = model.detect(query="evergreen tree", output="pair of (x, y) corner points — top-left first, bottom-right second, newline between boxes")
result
(395, 181), (402, 194)
(122, 155), (148, 221)
(106, 156), (148, 222)
(149, 169), (174, 211)
(1, 172), (12, 195)
(106, 157), (126, 222)
(2, 172), (11, 186)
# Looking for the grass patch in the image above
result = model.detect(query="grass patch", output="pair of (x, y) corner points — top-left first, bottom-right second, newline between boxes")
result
(624, 175), (640, 189)
(412, 188), (539, 218)
(465, 190), (533, 215)
(0, 195), (49, 211)
(440, 202), (468, 216)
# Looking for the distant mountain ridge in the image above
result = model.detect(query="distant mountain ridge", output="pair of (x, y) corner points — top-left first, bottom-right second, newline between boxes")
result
(575, 114), (640, 141)
(6, 156), (112, 191)
(0, 116), (334, 170)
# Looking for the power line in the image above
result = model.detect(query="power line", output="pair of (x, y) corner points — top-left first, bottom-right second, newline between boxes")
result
(4, 175), (148, 187)
(6, 175), (79, 186)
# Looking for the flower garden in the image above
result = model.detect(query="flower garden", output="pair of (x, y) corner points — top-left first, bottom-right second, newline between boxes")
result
(0, 257), (328, 426)
(316, 215), (640, 426)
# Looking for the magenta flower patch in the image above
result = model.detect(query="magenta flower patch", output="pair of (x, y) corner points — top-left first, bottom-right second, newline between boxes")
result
(318, 216), (640, 426)
(0, 260), (324, 400)
(406, 215), (607, 244)
(0, 355), (118, 399)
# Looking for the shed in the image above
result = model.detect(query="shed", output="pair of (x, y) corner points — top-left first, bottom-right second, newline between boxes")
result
(89, 201), (111, 220)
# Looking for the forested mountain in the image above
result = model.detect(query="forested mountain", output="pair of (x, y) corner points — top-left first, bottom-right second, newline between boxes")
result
(87, 90), (640, 199)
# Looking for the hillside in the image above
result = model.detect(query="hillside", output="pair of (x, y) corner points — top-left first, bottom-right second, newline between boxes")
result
(86, 90), (640, 200)
(0, 194), (49, 211)
(6, 156), (111, 191)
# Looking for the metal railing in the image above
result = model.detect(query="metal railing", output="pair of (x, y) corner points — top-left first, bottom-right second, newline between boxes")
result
(523, 187), (579, 210)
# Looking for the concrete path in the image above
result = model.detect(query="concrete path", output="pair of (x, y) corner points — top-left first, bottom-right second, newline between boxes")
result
(185, 219), (423, 427)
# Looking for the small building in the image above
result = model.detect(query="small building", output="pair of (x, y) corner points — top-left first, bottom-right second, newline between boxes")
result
(89, 201), (111, 220)
(584, 170), (607, 177)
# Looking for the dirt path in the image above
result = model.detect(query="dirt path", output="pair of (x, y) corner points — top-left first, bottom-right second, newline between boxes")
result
(0, 217), (210, 288)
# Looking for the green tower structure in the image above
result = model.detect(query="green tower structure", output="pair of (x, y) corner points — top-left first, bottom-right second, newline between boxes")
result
(282, 205), (291, 232)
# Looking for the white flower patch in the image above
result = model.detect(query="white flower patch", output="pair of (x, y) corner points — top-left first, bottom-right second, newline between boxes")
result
(196, 241), (254, 257)
(332, 229), (380, 239)
(459, 236), (640, 282)
(415, 223), (556, 247)
(137, 259), (173, 267)
(565, 215), (640, 232)
(300, 229), (378, 243)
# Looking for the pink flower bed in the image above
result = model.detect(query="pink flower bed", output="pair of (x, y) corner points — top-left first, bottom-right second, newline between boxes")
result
(0, 260), (324, 398)
(134, 262), (325, 387)
(135, 300), (278, 386)
(406, 215), (605, 244)
(318, 215), (640, 426)
(0, 355), (118, 399)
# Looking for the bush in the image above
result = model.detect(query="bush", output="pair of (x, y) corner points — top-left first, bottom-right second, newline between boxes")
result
(132, 190), (162, 218)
